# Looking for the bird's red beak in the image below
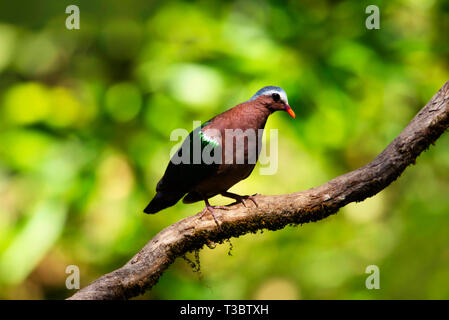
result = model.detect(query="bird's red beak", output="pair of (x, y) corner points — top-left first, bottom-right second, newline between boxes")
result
(284, 104), (295, 118)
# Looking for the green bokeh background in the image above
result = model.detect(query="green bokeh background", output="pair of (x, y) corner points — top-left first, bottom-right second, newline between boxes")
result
(0, 0), (449, 299)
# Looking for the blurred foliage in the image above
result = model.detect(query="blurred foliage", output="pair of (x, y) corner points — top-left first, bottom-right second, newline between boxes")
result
(0, 0), (449, 299)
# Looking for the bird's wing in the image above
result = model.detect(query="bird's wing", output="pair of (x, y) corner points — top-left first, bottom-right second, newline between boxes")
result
(156, 121), (222, 194)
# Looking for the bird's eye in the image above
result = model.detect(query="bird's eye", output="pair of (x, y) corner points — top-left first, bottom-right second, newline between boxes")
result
(272, 93), (280, 102)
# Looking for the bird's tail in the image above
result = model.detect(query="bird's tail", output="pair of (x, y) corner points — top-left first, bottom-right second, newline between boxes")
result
(143, 191), (185, 214)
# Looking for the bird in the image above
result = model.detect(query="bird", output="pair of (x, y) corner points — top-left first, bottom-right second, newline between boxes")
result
(144, 86), (295, 224)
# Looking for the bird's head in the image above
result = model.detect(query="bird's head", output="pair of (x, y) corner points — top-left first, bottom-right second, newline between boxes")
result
(249, 86), (295, 118)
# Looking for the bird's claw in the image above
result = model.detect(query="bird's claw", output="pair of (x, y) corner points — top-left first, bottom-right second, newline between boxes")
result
(199, 205), (227, 226)
(247, 194), (259, 207)
(221, 191), (260, 208)
(239, 194), (259, 208)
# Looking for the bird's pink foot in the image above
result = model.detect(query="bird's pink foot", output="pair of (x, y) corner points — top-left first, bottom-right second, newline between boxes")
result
(199, 200), (229, 226)
(221, 191), (260, 208)
(245, 193), (260, 207)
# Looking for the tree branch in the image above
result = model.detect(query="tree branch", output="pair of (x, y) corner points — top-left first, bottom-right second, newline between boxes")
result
(68, 81), (449, 300)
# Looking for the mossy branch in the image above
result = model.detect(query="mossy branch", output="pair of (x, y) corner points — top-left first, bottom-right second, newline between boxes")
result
(68, 81), (449, 300)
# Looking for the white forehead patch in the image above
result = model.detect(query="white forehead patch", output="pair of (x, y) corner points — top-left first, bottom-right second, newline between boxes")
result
(249, 86), (289, 104)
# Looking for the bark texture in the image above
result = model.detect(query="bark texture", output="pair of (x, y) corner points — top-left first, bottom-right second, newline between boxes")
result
(68, 81), (449, 300)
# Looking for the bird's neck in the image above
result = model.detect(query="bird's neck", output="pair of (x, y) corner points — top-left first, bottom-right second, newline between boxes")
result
(203, 101), (271, 135)
(233, 101), (271, 130)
